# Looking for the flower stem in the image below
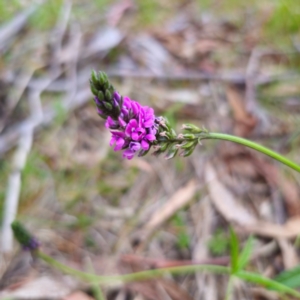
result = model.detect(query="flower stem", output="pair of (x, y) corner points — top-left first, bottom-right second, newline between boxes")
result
(202, 132), (300, 173)
(37, 250), (229, 285)
(37, 250), (300, 298)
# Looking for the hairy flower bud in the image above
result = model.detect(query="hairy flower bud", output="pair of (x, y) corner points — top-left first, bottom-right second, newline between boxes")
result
(181, 141), (196, 149)
(11, 221), (39, 251)
(165, 144), (179, 160)
(182, 133), (196, 139)
(90, 70), (122, 120)
(182, 123), (202, 133)
(180, 146), (195, 157)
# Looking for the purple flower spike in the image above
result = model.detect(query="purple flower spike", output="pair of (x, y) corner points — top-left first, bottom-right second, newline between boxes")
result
(104, 94), (158, 159)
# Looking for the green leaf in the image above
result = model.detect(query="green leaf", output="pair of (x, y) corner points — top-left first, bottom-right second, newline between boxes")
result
(238, 236), (254, 270)
(237, 270), (300, 298)
(229, 227), (239, 274)
(274, 265), (300, 289)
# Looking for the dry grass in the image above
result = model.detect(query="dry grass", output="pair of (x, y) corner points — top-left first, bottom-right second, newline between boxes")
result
(0, 0), (300, 299)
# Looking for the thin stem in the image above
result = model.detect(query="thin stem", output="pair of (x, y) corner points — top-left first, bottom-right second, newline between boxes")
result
(225, 276), (235, 300)
(37, 250), (229, 285)
(202, 132), (300, 173)
(37, 251), (95, 282)
(37, 251), (300, 298)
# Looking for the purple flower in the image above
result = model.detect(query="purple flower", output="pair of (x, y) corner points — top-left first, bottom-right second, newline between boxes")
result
(125, 119), (145, 141)
(110, 132), (126, 151)
(139, 107), (155, 128)
(23, 238), (40, 251)
(106, 95), (157, 159)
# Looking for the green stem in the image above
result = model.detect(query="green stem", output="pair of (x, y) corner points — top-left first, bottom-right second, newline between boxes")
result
(37, 250), (229, 285)
(225, 276), (234, 300)
(37, 251), (95, 282)
(202, 132), (300, 173)
(37, 251), (300, 298)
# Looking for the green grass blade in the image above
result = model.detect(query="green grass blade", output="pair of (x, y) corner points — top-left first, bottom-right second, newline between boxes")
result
(229, 227), (239, 274)
(237, 270), (300, 298)
(238, 236), (254, 270)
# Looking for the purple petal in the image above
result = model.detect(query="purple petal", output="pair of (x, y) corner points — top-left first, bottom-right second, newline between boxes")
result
(109, 135), (117, 146)
(131, 132), (139, 141)
(131, 127), (145, 141)
(143, 119), (154, 127)
(145, 133), (156, 141)
(106, 116), (116, 128)
(113, 92), (121, 102)
(148, 128), (157, 136)
(141, 140), (149, 150)
(123, 149), (135, 160)
(131, 101), (140, 116)
(97, 108), (104, 115)
(123, 97), (131, 109)
(118, 116), (127, 127)
(125, 119), (138, 136)
(111, 131), (125, 137)
(95, 97), (101, 105)
(114, 138), (125, 151)
(129, 141), (141, 152)
(129, 119), (138, 128)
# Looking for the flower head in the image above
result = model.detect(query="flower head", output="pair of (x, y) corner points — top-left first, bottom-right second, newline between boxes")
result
(90, 71), (202, 160)
(90, 71), (158, 159)
(107, 96), (158, 159)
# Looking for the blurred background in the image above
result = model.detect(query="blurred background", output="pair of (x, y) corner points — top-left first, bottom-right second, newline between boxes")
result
(0, 0), (300, 299)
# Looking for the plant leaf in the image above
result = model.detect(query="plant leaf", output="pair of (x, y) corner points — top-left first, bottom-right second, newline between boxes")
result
(229, 227), (239, 274)
(238, 236), (254, 270)
(237, 270), (300, 298)
(274, 265), (300, 289)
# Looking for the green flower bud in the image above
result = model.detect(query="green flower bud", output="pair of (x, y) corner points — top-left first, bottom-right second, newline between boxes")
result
(105, 90), (112, 102)
(165, 144), (178, 160)
(91, 70), (99, 86)
(11, 221), (39, 251)
(97, 91), (105, 101)
(114, 105), (120, 116)
(182, 133), (196, 139)
(181, 146), (195, 157)
(101, 71), (108, 82)
(182, 124), (202, 133)
(103, 101), (113, 110)
(181, 141), (196, 149)
(90, 82), (99, 96)
(103, 81), (110, 91)
(170, 128), (177, 138)
(98, 72), (106, 86)
(108, 83), (114, 94)
(97, 112), (107, 119)
(159, 142), (169, 152)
